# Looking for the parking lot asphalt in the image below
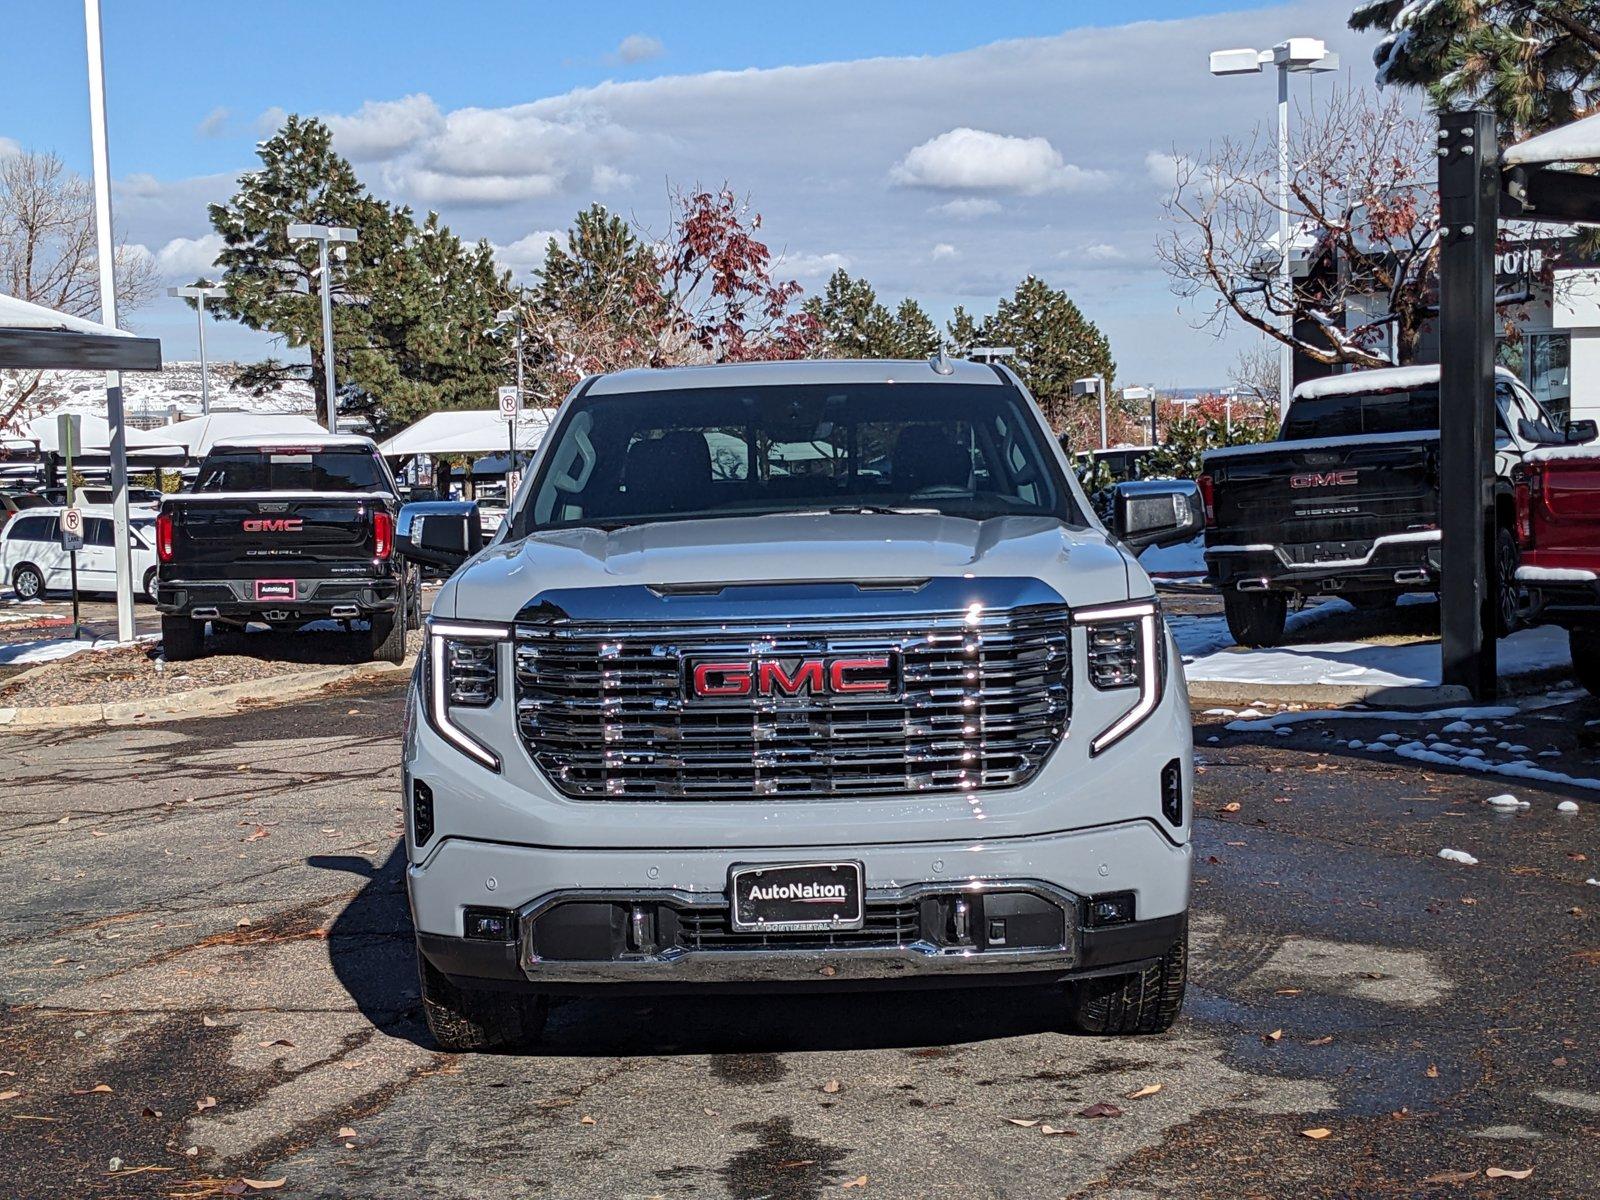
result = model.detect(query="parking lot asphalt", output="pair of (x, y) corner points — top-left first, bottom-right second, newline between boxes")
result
(2, 679), (1598, 1199)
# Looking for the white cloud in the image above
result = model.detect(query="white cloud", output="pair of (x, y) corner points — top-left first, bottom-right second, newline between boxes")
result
(1070, 242), (1125, 262)
(491, 230), (564, 279)
(196, 107), (230, 138)
(614, 34), (664, 64)
(325, 94), (444, 161)
(891, 127), (1111, 194)
(931, 243), (959, 260)
(932, 198), (1001, 220)
(155, 233), (226, 280)
(775, 251), (851, 279)
(1145, 150), (1182, 189)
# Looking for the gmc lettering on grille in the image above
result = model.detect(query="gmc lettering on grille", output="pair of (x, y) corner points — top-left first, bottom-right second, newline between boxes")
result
(687, 656), (897, 699)
(1290, 470), (1358, 489)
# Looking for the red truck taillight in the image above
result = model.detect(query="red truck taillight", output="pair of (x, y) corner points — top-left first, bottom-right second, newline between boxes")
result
(373, 510), (394, 560)
(155, 512), (175, 562)
(1512, 465), (1534, 548)
(1196, 474), (1215, 528)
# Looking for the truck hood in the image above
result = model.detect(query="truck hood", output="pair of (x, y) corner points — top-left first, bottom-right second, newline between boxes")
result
(437, 513), (1138, 621)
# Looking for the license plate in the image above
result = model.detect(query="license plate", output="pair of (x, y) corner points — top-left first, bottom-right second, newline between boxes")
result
(730, 861), (864, 933)
(254, 579), (297, 601)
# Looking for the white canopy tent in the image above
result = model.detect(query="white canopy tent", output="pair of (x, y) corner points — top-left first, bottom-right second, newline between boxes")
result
(376, 408), (554, 458)
(25, 411), (184, 458)
(1504, 112), (1600, 168)
(160, 412), (327, 458)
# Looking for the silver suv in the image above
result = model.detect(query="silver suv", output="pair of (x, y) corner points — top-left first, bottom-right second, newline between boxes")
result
(397, 357), (1202, 1050)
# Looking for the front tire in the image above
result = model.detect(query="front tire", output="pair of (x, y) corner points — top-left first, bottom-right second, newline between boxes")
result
(1066, 924), (1187, 1035)
(417, 951), (547, 1053)
(141, 567), (159, 604)
(1570, 630), (1600, 699)
(162, 614), (205, 661)
(1223, 591), (1288, 648)
(1494, 525), (1521, 638)
(12, 562), (45, 600)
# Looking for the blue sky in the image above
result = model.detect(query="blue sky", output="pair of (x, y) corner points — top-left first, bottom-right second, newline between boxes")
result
(2, 0), (1377, 388)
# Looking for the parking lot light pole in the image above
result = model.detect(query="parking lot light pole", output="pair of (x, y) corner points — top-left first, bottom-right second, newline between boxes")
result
(1209, 38), (1341, 417)
(1073, 376), (1108, 450)
(287, 224), (358, 434)
(167, 284), (226, 415)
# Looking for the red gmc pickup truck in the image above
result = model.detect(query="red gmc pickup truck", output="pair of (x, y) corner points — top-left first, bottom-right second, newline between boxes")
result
(1515, 446), (1600, 695)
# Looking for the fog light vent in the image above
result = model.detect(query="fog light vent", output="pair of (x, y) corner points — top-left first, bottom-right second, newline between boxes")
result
(464, 906), (515, 942)
(412, 779), (435, 847)
(1160, 758), (1183, 827)
(1088, 891), (1135, 927)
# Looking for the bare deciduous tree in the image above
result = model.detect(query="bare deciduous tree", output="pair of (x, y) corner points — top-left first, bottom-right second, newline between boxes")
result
(1158, 86), (1448, 372)
(1228, 342), (1282, 414)
(0, 149), (156, 434)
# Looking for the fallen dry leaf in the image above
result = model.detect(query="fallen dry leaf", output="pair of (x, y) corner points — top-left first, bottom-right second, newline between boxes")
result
(1421, 1170), (1479, 1184)
(195, 1096), (217, 1112)
(1307, 1036), (1334, 1046)
(1004, 1118), (1040, 1128)
(202, 1016), (219, 1027)
(1126, 1084), (1162, 1099)
(1038, 1125), (1076, 1136)
(337, 1127), (357, 1139)
(1301, 1128), (1332, 1140)
(1264, 1029), (1284, 1043)
(257, 1039), (294, 1048)
(1274, 988), (1302, 996)
(842, 1178), (868, 1190)
(241, 1180), (287, 1191)
(1077, 1102), (1123, 1119)
(73, 1084), (113, 1095)
(1425, 1065), (1439, 1079)
(1218, 802), (1241, 814)
(1486, 1167), (1533, 1181)
(245, 826), (270, 842)
(579, 1115), (595, 1125)
(822, 1079), (841, 1094)
(0, 1090), (20, 1101)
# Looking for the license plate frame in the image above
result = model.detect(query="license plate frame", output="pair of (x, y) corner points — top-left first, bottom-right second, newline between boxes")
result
(254, 578), (298, 601)
(729, 860), (865, 934)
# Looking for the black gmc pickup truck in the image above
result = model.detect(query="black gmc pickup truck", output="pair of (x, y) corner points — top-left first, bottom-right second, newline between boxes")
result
(1199, 364), (1595, 647)
(154, 434), (419, 662)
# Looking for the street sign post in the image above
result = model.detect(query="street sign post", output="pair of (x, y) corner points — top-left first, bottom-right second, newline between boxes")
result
(59, 506), (84, 638)
(498, 384), (521, 500)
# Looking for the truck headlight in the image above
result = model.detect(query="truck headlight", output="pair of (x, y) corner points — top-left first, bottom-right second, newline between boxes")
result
(1074, 600), (1165, 756)
(426, 620), (507, 770)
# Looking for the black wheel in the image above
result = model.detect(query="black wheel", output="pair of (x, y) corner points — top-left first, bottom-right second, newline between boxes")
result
(417, 949), (547, 1053)
(405, 568), (422, 631)
(141, 567), (159, 604)
(1494, 524), (1521, 638)
(1571, 630), (1600, 699)
(1066, 923), (1187, 1035)
(12, 562), (45, 600)
(161, 613), (205, 661)
(367, 604), (407, 664)
(1223, 592), (1288, 648)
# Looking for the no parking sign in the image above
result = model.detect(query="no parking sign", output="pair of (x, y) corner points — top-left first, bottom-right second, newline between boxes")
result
(59, 506), (84, 552)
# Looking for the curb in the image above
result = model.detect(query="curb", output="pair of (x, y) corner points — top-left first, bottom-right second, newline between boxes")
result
(1186, 664), (1571, 712)
(0, 657), (413, 730)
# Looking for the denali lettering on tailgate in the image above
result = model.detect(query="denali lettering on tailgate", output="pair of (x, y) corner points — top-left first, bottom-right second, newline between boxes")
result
(242, 517), (305, 532)
(1289, 470), (1358, 489)
(687, 655), (896, 699)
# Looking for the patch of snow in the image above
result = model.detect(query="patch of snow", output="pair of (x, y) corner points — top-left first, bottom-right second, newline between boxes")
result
(1557, 800), (1580, 813)
(1226, 704), (1517, 732)
(1392, 741), (1600, 792)
(1442, 720), (1474, 733)
(1438, 848), (1479, 866)
(1485, 794), (1529, 811)
(1538, 750), (1562, 758)
(1516, 565), (1598, 583)
(0, 634), (154, 666)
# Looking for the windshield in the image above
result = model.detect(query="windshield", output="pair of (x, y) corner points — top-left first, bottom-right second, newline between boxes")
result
(522, 382), (1079, 532)
(193, 449), (390, 493)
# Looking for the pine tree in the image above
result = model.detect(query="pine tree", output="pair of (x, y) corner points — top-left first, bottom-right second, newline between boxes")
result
(1350, 1), (1600, 136)
(802, 269), (942, 358)
(952, 277), (1114, 430)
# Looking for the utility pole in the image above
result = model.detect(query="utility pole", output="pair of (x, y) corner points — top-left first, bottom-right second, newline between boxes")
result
(83, 0), (135, 642)
(287, 224), (359, 433)
(168, 284), (226, 415)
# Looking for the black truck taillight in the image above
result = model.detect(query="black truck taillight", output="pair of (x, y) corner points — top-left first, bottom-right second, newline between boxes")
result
(373, 510), (394, 560)
(1196, 474), (1215, 528)
(1512, 464), (1534, 548)
(156, 512), (175, 562)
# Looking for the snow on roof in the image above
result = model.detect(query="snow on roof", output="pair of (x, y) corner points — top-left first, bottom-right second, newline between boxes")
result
(211, 432), (378, 451)
(161, 413), (326, 457)
(376, 407), (553, 457)
(1504, 112), (1600, 168)
(0, 292), (133, 337)
(587, 358), (1001, 395)
(1291, 364), (1517, 401)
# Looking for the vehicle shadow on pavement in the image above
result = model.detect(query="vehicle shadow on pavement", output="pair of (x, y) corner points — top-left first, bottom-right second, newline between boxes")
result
(312, 845), (1083, 1057)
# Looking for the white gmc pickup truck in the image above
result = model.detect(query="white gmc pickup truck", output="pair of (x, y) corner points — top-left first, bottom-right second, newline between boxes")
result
(394, 357), (1202, 1050)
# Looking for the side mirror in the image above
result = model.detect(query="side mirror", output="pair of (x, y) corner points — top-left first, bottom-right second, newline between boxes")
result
(397, 500), (482, 572)
(1112, 480), (1204, 552)
(1567, 419), (1598, 445)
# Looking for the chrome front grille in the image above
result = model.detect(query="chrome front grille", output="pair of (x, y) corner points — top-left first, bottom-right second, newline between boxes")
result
(513, 601), (1071, 800)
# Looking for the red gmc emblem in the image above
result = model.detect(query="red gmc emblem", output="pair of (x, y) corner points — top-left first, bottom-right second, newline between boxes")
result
(242, 517), (304, 532)
(686, 655), (898, 699)
(1290, 470), (1358, 489)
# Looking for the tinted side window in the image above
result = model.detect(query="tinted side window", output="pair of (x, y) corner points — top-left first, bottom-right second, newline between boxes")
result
(87, 518), (114, 547)
(8, 515), (52, 542)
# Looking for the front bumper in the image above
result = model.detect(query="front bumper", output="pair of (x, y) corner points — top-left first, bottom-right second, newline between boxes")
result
(406, 822), (1191, 991)
(156, 575), (399, 619)
(1204, 531), (1440, 596)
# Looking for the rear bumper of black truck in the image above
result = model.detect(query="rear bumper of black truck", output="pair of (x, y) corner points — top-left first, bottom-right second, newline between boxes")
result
(1204, 533), (1441, 597)
(155, 575), (400, 622)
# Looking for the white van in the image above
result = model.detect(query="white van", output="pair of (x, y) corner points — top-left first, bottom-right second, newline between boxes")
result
(0, 506), (160, 602)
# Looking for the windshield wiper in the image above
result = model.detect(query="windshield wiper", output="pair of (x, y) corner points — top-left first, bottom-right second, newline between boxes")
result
(819, 504), (941, 516)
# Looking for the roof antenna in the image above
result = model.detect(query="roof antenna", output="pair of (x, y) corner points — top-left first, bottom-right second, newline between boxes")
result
(929, 346), (955, 376)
